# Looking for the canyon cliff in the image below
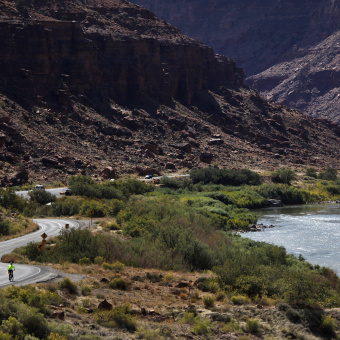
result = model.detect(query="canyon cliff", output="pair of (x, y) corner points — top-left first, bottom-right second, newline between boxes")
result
(130, 0), (340, 123)
(0, 0), (339, 185)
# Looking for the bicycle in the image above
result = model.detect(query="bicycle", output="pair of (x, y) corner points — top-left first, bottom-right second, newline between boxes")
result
(8, 270), (14, 282)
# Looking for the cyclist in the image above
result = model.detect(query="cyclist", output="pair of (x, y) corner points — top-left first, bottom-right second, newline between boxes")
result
(8, 262), (15, 282)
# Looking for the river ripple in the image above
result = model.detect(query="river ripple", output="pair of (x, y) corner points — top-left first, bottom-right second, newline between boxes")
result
(241, 203), (340, 274)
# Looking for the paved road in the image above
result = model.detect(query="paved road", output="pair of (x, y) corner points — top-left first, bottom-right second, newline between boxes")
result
(0, 219), (84, 287)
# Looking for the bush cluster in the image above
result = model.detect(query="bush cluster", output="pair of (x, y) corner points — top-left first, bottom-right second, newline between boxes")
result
(190, 167), (262, 186)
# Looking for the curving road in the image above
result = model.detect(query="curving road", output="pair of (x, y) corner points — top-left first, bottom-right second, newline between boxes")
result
(0, 219), (85, 287)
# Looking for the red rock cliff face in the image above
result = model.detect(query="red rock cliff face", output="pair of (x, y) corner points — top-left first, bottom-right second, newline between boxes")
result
(0, 0), (243, 107)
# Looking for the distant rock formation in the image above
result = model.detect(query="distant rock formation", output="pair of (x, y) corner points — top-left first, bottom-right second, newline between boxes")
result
(130, 0), (340, 123)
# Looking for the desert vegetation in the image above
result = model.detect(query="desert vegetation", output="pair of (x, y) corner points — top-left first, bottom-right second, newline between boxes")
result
(1, 167), (340, 338)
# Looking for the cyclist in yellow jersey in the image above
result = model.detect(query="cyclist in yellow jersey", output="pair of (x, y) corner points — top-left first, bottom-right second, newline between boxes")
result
(8, 262), (15, 282)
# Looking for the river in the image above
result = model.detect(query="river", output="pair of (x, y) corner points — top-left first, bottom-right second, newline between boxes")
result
(241, 203), (340, 274)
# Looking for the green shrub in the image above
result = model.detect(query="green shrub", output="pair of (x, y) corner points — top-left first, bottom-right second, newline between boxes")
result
(245, 319), (260, 334)
(318, 167), (338, 181)
(81, 285), (92, 296)
(230, 295), (250, 305)
(192, 319), (210, 335)
(305, 168), (317, 178)
(102, 262), (113, 270)
(58, 278), (78, 294)
(111, 261), (125, 271)
(16, 304), (49, 339)
(190, 167), (261, 186)
(109, 278), (127, 290)
(0, 220), (10, 235)
(271, 167), (296, 185)
(79, 257), (91, 265)
(94, 256), (104, 265)
(77, 336), (104, 340)
(1, 316), (24, 339)
(48, 322), (73, 338)
(29, 189), (57, 205)
(95, 304), (136, 332)
(203, 295), (215, 308)
(320, 315), (337, 335)
(24, 242), (40, 261)
(286, 308), (301, 323)
(180, 312), (196, 324)
(51, 197), (82, 216)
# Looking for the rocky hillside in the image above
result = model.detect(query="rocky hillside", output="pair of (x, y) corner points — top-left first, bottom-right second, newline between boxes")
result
(247, 31), (340, 123)
(130, 0), (340, 123)
(0, 0), (339, 185)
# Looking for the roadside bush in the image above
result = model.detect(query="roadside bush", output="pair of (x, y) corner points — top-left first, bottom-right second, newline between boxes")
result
(190, 167), (261, 186)
(24, 242), (40, 261)
(80, 200), (106, 217)
(160, 176), (193, 190)
(58, 278), (78, 294)
(0, 219), (10, 235)
(51, 197), (82, 216)
(69, 175), (152, 200)
(0, 188), (28, 213)
(29, 190), (57, 205)
(271, 167), (297, 185)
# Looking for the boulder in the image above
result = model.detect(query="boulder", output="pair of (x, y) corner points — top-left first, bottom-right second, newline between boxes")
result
(0, 134), (6, 148)
(165, 162), (176, 170)
(200, 152), (213, 164)
(208, 138), (224, 145)
(101, 166), (116, 179)
(51, 311), (65, 320)
(267, 199), (284, 207)
(98, 299), (113, 311)
(41, 156), (59, 167)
